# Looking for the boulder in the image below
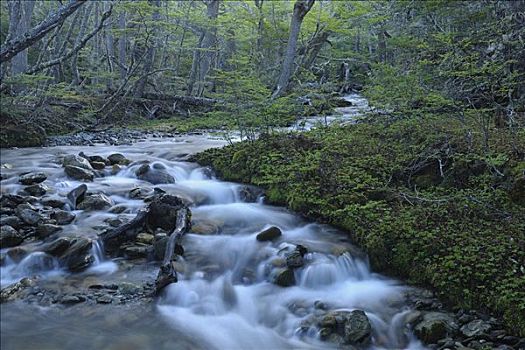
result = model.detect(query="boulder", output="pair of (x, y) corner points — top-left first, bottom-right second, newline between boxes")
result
(67, 184), (87, 209)
(51, 210), (75, 225)
(238, 185), (264, 202)
(64, 165), (94, 181)
(460, 319), (492, 338)
(413, 312), (458, 344)
(285, 245), (308, 268)
(136, 164), (175, 185)
(256, 226), (282, 242)
(0, 194), (25, 208)
(42, 237), (73, 256)
(90, 161), (106, 170)
(76, 193), (114, 211)
(343, 310), (372, 345)
(6, 246), (29, 262)
(15, 206), (43, 226)
(129, 187), (153, 199)
(87, 155), (107, 164)
(0, 277), (36, 302)
(145, 194), (186, 231)
(0, 225), (23, 248)
(62, 154), (93, 170)
(57, 237), (94, 272)
(24, 183), (49, 197)
(0, 216), (24, 229)
(19, 172), (47, 185)
(41, 197), (66, 209)
(273, 268), (295, 287)
(123, 244), (150, 259)
(108, 153), (131, 165)
(36, 224), (62, 238)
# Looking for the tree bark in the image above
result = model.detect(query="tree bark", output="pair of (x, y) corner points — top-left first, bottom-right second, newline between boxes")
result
(134, 0), (161, 98)
(272, 0), (315, 98)
(0, 0), (86, 64)
(118, 11), (127, 80)
(10, 0), (35, 75)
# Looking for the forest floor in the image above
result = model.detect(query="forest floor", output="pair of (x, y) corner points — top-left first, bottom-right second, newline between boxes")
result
(193, 114), (525, 338)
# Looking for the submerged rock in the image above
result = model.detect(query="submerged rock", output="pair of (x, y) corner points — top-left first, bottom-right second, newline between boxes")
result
(0, 225), (24, 248)
(19, 172), (47, 185)
(256, 226), (282, 242)
(136, 164), (175, 185)
(273, 268), (295, 287)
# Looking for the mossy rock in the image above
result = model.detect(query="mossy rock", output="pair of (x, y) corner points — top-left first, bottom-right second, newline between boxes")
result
(0, 124), (46, 148)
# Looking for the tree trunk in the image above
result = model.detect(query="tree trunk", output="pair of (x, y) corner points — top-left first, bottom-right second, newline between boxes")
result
(134, 0), (161, 98)
(272, 0), (315, 98)
(193, 0), (220, 97)
(71, 4), (94, 86)
(10, 0), (35, 76)
(118, 12), (127, 80)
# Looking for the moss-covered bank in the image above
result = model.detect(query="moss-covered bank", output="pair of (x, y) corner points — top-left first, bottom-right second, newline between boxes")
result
(194, 116), (525, 336)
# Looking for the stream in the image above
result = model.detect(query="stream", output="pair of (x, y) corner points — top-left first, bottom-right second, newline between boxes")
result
(1, 95), (426, 349)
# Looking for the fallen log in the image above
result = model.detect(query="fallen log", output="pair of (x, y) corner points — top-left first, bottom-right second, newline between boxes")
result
(141, 93), (220, 106)
(99, 209), (148, 251)
(155, 207), (191, 293)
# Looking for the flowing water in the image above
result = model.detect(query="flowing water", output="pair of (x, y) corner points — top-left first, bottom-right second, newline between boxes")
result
(1, 96), (425, 349)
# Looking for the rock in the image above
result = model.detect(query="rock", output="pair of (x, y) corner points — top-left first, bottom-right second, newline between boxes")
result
(67, 184), (87, 209)
(107, 153), (130, 165)
(24, 183), (49, 197)
(76, 193), (114, 211)
(42, 237), (73, 256)
(145, 194), (186, 231)
(136, 164), (175, 185)
(0, 216), (24, 229)
(64, 165), (94, 181)
(96, 295), (113, 304)
(15, 206), (43, 226)
(123, 245), (149, 259)
(1, 194), (25, 208)
(460, 319), (492, 338)
(343, 310), (372, 345)
(36, 224), (62, 238)
(413, 312), (458, 344)
(238, 185), (264, 202)
(0, 225), (24, 248)
(256, 226), (282, 242)
(118, 282), (141, 295)
(58, 237), (94, 272)
(41, 197), (66, 209)
(285, 245), (308, 268)
(51, 210), (75, 225)
(87, 155), (107, 164)
(129, 187), (153, 199)
(62, 154), (93, 170)
(7, 247), (29, 262)
(136, 232), (154, 245)
(90, 161), (106, 170)
(273, 268), (295, 287)
(106, 217), (123, 227)
(0, 277), (36, 302)
(60, 295), (84, 304)
(111, 164), (123, 175)
(19, 172), (47, 185)
(191, 219), (222, 235)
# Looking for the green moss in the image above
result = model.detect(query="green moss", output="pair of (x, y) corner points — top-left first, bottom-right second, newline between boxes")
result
(193, 116), (525, 336)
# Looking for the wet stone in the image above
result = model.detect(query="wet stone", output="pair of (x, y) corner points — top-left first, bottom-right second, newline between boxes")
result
(41, 197), (66, 209)
(51, 210), (75, 225)
(0, 225), (24, 248)
(19, 172), (47, 185)
(36, 223), (62, 238)
(256, 226), (282, 242)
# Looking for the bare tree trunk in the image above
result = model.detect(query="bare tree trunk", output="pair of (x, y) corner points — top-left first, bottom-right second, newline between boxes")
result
(10, 0), (35, 76)
(194, 0), (220, 97)
(118, 12), (127, 80)
(187, 32), (205, 96)
(105, 1), (115, 90)
(71, 4), (94, 86)
(134, 0), (161, 98)
(272, 0), (315, 98)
